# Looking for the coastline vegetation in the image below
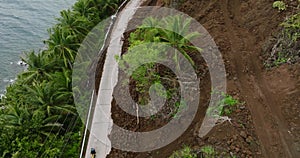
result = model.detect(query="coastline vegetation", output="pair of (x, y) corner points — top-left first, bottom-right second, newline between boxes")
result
(0, 0), (123, 157)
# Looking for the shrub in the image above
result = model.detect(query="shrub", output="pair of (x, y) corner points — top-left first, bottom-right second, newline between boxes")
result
(201, 146), (216, 156)
(273, 1), (287, 11)
(169, 146), (197, 158)
(281, 12), (300, 41)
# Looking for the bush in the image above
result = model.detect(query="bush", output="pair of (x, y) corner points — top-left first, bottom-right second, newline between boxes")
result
(169, 146), (197, 158)
(273, 1), (287, 11)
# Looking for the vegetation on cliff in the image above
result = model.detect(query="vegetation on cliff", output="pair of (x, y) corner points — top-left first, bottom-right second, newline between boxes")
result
(0, 0), (123, 157)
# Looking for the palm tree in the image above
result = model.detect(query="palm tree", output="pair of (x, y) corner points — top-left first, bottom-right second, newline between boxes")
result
(25, 81), (75, 117)
(0, 105), (64, 154)
(0, 0), (128, 156)
(73, 0), (100, 22)
(159, 15), (201, 67)
(132, 15), (201, 67)
(135, 17), (161, 42)
(57, 10), (92, 40)
(19, 51), (53, 83)
(73, 0), (91, 15)
(37, 111), (63, 136)
(1, 104), (30, 129)
(96, 0), (119, 16)
(46, 26), (80, 68)
(51, 68), (72, 92)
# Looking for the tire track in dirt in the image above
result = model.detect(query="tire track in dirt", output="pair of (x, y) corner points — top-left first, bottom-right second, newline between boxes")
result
(107, 0), (299, 157)
(217, 0), (298, 157)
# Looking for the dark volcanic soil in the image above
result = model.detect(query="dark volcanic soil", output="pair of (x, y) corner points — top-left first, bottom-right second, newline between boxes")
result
(106, 0), (300, 157)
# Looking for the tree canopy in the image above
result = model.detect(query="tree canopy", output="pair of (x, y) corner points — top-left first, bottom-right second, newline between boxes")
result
(0, 0), (123, 157)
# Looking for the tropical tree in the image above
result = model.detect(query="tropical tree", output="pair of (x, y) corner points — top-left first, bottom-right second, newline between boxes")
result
(129, 15), (201, 67)
(57, 9), (92, 40)
(0, 0), (125, 156)
(96, 0), (120, 17)
(46, 26), (80, 68)
(51, 68), (73, 91)
(24, 81), (75, 117)
(19, 51), (53, 84)
(73, 0), (100, 23)
(159, 15), (201, 66)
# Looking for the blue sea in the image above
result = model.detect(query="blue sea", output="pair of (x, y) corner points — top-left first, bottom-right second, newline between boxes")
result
(0, 0), (76, 95)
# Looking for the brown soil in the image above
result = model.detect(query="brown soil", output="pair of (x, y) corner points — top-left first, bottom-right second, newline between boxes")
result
(106, 0), (300, 157)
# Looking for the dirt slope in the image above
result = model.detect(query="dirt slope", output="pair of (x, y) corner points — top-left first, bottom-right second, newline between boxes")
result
(179, 0), (299, 157)
(107, 0), (300, 157)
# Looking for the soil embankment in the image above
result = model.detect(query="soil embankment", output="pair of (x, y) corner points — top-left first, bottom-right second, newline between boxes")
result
(107, 0), (300, 157)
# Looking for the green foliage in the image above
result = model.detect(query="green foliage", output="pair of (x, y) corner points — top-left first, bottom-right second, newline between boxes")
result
(207, 92), (241, 117)
(219, 93), (241, 116)
(281, 12), (300, 41)
(172, 99), (187, 118)
(265, 10), (300, 67)
(274, 52), (288, 66)
(117, 43), (164, 97)
(0, 0), (124, 157)
(123, 15), (202, 70)
(220, 94), (240, 107)
(169, 146), (197, 158)
(118, 15), (201, 116)
(131, 15), (202, 67)
(201, 146), (216, 157)
(273, 1), (287, 11)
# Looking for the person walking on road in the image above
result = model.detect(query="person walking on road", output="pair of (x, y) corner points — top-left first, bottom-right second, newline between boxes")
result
(91, 148), (96, 158)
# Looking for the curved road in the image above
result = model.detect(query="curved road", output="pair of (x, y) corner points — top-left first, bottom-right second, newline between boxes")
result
(84, 0), (147, 157)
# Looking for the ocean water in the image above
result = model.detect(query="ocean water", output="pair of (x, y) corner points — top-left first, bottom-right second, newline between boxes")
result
(0, 0), (76, 95)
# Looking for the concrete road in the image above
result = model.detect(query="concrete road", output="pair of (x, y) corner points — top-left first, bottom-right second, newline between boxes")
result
(84, 0), (146, 157)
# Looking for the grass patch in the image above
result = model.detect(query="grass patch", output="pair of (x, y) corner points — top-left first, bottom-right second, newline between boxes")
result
(207, 92), (242, 117)
(169, 146), (197, 158)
